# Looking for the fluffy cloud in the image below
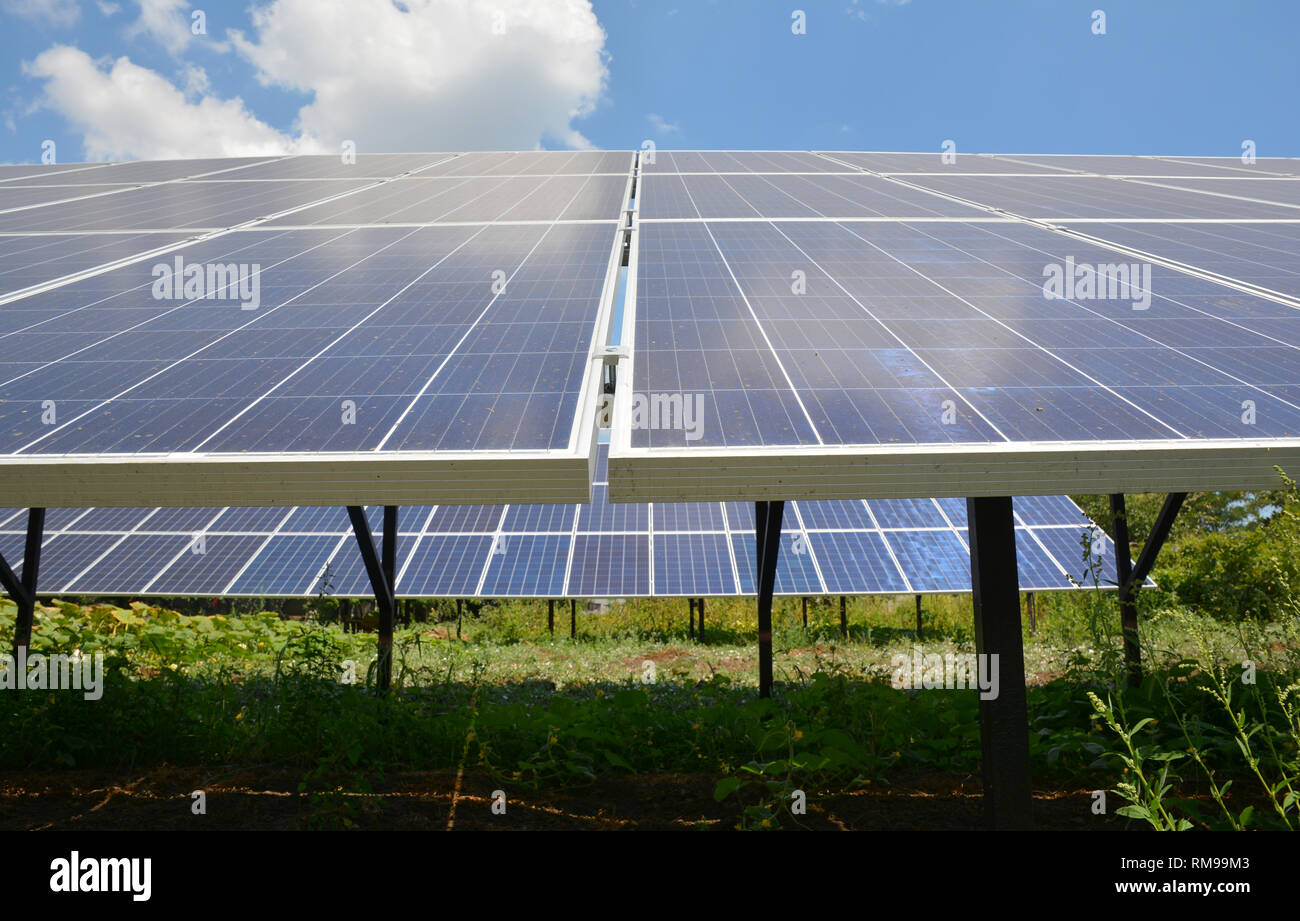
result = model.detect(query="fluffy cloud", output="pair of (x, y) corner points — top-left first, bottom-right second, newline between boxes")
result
(230, 0), (609, 151)
(23, 45), (314, 160)
(128, 0), (197, 55)
(3, 0), (80, 26)
(23, 0), (609, 159)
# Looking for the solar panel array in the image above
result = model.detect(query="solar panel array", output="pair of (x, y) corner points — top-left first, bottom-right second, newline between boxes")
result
(612, 150), (1300, 501)
(4, 148), (1298, 602)
(0, 151), (632, 508)
(0, 446), (1122, 598)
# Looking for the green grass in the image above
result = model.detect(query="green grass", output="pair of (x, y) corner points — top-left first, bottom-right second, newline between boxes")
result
(0, 591), (1296, 829)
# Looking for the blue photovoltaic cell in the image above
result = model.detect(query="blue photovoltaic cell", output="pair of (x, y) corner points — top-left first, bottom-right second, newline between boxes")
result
(822, 152), (1078, 175)
(899, 174), (1300, 219)
(792, 499), (874, 530)
(325, 535), (419, 596)
(885, 530), (972, 592)
(0, 232), (190, 295)
(578, 485), (649, 532)
(0, 179), (376, 232)
(731, 532), (822, 594)
(1014, 495), (1091, 527)
(810, 531), (907, 593)
(1031, 527), (1113, 586)
(653, 501), (726, 532)
(1064, 222), (1300, 299)
(724, 502), (756, 531)
(427, 505), (504, 533)
(479, 534), (569, 596)
(148, 535), (271, 594)
(638, 172), (985, 220)
(71, 507), (157, 531)
(38, 533), (124, 590)
(935, 498), (968, 529)
(866, 498), (948, 529)
(568, 534), (649, 595)
(282, 507), (357, 533)
(227, 535), (341, 595)
(1014, 529), (1070, 590)
(210, 507), (295, 532)
(141, 507), (224, 531)
(653, 532), (736, 595)
(501, 504), (575, 533)
(63, 534), (191, 593)
(399, 535), (493, 596)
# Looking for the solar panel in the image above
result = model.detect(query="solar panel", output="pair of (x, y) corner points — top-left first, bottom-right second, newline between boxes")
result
(1124, 177), (1300, 209)
(639, 151), (848, 173)
(0, 152), (632, 509)
(1056, 222), (1300, 300)
(0, 179), (380, 232)
(894, 174), (1300, 220)
(0, 232), (192, 296)
(638, 173), (988, 220)
(980, 154), (1270, 177)
(614, 152), (1300, 502)
(1162, 157), (1300, 178)
(821, 152), (1076, 175)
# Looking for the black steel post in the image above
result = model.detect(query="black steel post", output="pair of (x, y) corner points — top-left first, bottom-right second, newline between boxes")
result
(1026, 592), (1036, 636)
(697, 597), (704, 641)
(839, 595), (848, 637)
(967, 496), (1033, 830)
(1110, 492), (1187, 688)
(1109, 495), (1139, 687)
(915, 594), (923, 638)
(347, 506), (397, 691)
(547, 599), (554, 634)
(1, 508), (45, 656)
(456, 598), (463, 640)
(755, 501), (784, 699)
(801, 596), (807, 628)
(570, 598), (576, 639)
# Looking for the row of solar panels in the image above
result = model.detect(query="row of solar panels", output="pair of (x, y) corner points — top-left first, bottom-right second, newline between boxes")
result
(0, 448), (1116, 598)
(2, 150), (1299, 519)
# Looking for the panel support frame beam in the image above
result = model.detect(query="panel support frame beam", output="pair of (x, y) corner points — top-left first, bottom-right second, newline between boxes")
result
(1, 508), (45, 657)
(348, 505), (398, 691)
(1109, 492), (1187, 688)
(755, 500), (784, 699)
(967, 496), (1033, 830)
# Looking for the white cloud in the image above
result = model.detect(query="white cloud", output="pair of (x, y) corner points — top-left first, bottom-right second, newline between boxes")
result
(22, 0), (609, 160)
(98, 1), (122, 16)
(3, 0), (80, 26)
(229, 0), (609, 151)
(647, 113), (679, 135)
(23, 45), (316, 160)
(128, 0), (196, 55)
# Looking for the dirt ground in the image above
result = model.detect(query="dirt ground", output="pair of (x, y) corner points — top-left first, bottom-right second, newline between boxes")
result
(0, 766), (1129, 830)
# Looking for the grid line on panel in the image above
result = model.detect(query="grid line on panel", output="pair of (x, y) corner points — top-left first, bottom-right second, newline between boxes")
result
(915, 221), (1300, 425)
(7, 225), (388, 450)
(186, 224), (488, 452)
(758, 220), (1018, 443)
(59, 508), (161, 592)
(220, 507), (302, 594)
(372, 176), (606, 451)
(858, 500), (913, 593)
(786, 501), (829, 595)
(140, 507), (229, 592)
(676, 181), (826, 443)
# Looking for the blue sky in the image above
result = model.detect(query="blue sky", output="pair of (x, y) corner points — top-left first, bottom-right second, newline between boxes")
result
(2, 0), (1297, 164)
